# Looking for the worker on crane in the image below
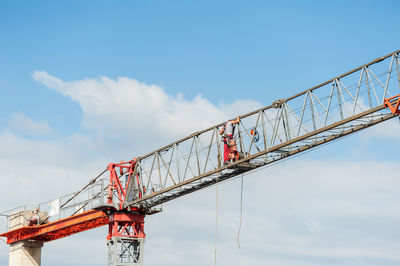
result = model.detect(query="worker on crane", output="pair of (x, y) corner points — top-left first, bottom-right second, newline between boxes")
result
(27, 208), (40, 226)
(219, 116), (240, 164)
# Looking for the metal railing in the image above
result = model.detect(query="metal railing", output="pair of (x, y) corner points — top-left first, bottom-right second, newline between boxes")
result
(0, 178), (109, 232)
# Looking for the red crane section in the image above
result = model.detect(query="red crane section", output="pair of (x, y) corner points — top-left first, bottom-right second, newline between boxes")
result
(0, 210), (108, 244)
(384, 94), (400, 114)
(0, 159), (145, 244)
(0, 158), (148, 265)
(0, 160), (145, 245)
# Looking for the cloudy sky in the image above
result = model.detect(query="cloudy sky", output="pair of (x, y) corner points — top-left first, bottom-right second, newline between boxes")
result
(1, 1), (400, 265)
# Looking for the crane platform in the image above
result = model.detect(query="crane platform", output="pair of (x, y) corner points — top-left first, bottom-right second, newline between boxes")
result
(0, 210), (108, 244)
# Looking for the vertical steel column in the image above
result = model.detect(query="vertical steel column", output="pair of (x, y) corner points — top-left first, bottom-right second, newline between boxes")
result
(107, 212), (146, 266)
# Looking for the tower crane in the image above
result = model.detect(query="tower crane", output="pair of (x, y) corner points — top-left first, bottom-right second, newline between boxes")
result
(1, 49), (400, 266)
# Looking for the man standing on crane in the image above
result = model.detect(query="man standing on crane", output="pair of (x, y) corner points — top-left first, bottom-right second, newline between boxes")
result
(219, 116), (240, 164)
(27, 208), (40, 226)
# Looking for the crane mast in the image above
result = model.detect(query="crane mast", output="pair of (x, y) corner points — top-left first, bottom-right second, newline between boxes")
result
(1, 49), (400, 266)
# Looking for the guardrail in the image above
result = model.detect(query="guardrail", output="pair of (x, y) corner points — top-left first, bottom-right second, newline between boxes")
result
(0, 178), (109, 232)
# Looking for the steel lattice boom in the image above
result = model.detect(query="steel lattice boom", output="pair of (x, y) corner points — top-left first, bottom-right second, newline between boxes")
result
(120, 49), (400, 211)
(1, 49), (400, 266)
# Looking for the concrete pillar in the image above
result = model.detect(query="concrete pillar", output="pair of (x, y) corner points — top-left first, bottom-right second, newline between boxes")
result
(9, 240), (43, 266)
(7, 209), (46, 266)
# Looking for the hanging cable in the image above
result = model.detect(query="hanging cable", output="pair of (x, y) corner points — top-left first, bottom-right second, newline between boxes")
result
(237, 174), (244, 249)
(214, 177), (219, 266)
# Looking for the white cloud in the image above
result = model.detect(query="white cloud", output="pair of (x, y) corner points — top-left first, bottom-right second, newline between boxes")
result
(143, 159), (400, 265)
(7, 112), (56, 137)
(359, 116), (400, 140)
(31, 70), (261, 152)
(0, 131), (106, 208)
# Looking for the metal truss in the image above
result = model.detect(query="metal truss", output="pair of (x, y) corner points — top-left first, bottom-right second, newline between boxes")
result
(107, 237), (144, 266)
(112, 50), (400, 211)
(107, 212), (145, 266)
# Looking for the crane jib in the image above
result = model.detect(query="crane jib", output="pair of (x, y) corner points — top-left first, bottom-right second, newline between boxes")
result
(1, 49), (400, 266)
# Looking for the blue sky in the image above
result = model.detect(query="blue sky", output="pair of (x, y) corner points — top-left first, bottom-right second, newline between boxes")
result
(1, 0), (399, 134)
(1, 1), (400, 265)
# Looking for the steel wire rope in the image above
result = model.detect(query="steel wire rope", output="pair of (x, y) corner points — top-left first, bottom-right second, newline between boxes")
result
(144, 89), (395, 199)
(237, 174), (244, 249)
(142, 131), (231, 188)
(279, 72), (398, 138)
(130, 59), (400, 207)
(197, 114), (390, 255)
(40, 168), (107, 224)
(225, 117), (384, 187)
(60, 168), (108, 209)
(214, 176), (219, 266)
(263, 104), (379, 150)
(211, 113), (394, 189)
(196, 135), (219, 170)
(245, 87), (364, 142)
(139, 62), (400, 172)
(136, 109), (392, 208)
(280, 66), (399, 117)
(286, 76), (391, 122)
(134, 66), (399, 200)
(150, 113), (393, 257)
